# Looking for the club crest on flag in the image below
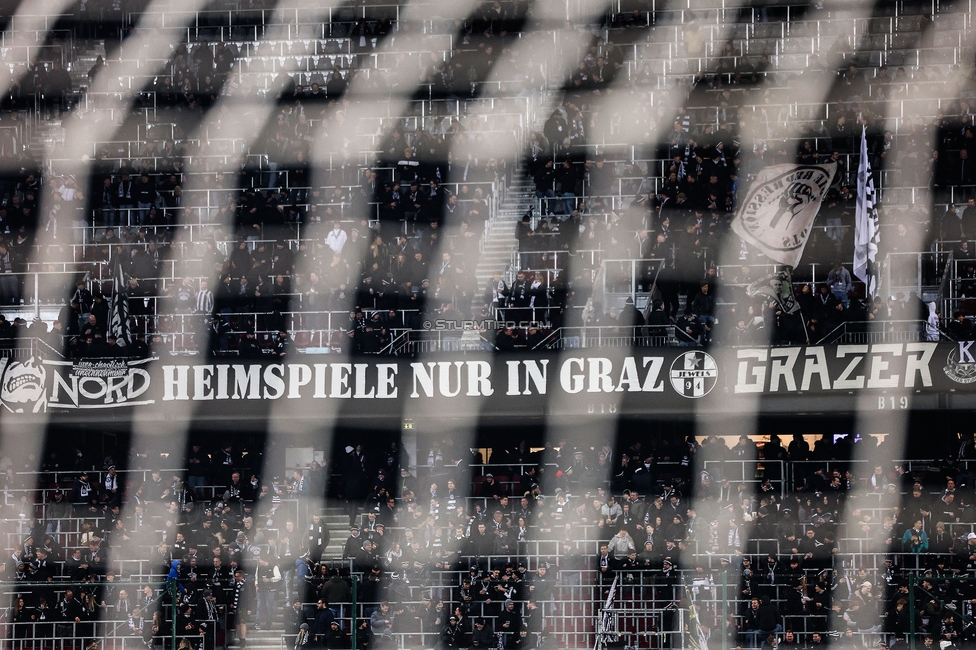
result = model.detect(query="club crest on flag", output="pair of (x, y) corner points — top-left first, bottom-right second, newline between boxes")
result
(747, 269), (800, 314)
(732, 163), (836, 267)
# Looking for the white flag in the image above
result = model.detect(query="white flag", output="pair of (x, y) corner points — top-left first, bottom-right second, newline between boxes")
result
(732, 162), (836, 268)
(854, 125), (881, 298)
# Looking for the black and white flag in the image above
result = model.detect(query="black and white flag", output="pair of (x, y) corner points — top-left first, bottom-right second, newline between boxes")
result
(732, 163), (836, 268)
(747, 269), (800, 314)
(854, 124), (881, 298)
(110, 259), (130, 345)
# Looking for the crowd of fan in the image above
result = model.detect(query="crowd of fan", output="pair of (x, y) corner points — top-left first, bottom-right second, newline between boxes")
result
(0, 1), (974, 352)
(483, 258), (936, 348)
(0, 156), (505, 356)
(2, 432), (976, 648)
(508, 13), (976, 342)
(0, 0), (538, 352)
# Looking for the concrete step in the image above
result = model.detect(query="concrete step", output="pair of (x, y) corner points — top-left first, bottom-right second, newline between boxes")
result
(479, 242), (518, 253)
(489, 218), (519, 224)
(229, 633), (287, 648)
(472, 177), (535, 313)
(28, 120), (65, 159)
(227, 619), (288, 648)
(477, 256), (513, 264)
(477, 257), (513, 266)
(67, 42), (107, 90)
(476, 264), (512, 273)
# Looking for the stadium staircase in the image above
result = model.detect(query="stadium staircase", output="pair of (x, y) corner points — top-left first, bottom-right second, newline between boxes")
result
(472, 89), (572, 317)
(27, 41), (105, 159)
(68, 40), (106, 94)
(230, 624), (288, 650)
(26, 117), (63, 160)
(472, 164), (534, 315)
(320, 506), (351, 560)
(223, 507), (374, 649)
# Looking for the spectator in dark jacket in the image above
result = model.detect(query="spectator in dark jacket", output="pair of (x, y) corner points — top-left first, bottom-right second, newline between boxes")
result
(743, 596), (781, 647)
(691, 281), (716, 341)
(325, 620), (350, 648)
(312, 599), (336, 643)
(439, 616), (463, 648)
(482, 474), (507, 500)
(471, 617), (496, 648)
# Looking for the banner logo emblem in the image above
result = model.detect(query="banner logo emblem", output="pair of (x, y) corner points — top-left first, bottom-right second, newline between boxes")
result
(0, 357), (47, 413)
(670, 351), (718, 398)
(944, 343), (976, 384)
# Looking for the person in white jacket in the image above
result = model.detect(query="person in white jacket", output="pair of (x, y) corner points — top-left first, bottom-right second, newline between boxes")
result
(607, 527), (635, 560)
(326, 222), (347, 254)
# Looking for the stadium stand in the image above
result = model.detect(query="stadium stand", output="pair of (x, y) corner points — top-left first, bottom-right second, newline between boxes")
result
(0, 0), (972, 355)
(0, 0), (974, 648)
(4, 433), (976, 649)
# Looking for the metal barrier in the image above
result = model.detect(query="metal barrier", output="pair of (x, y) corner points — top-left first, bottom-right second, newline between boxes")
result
(383, 329), (492, 355)
(885, 250), (949, 300)
(530, 325), (677, 350)
(0, 580), (220, 650)
(1, 475), (976, 648)
(819, 319), (933, 344)
(93, 308), (422, 355)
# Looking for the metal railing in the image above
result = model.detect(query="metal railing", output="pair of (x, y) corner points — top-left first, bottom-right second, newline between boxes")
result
(143, 309), (421, 354)
(598, 257), (667, 310)
(0, 337), (63, 360)
(703, 459), (787, 496)
(716, 262), (831, 287)
(382, 329), (493, 355)
(0, 580), (220, 650)
(818, 319), (933, 345)
(529, 325), (677, 350)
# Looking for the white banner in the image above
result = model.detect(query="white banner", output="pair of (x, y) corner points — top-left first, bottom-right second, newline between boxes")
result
(732, 163), (837, 267)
